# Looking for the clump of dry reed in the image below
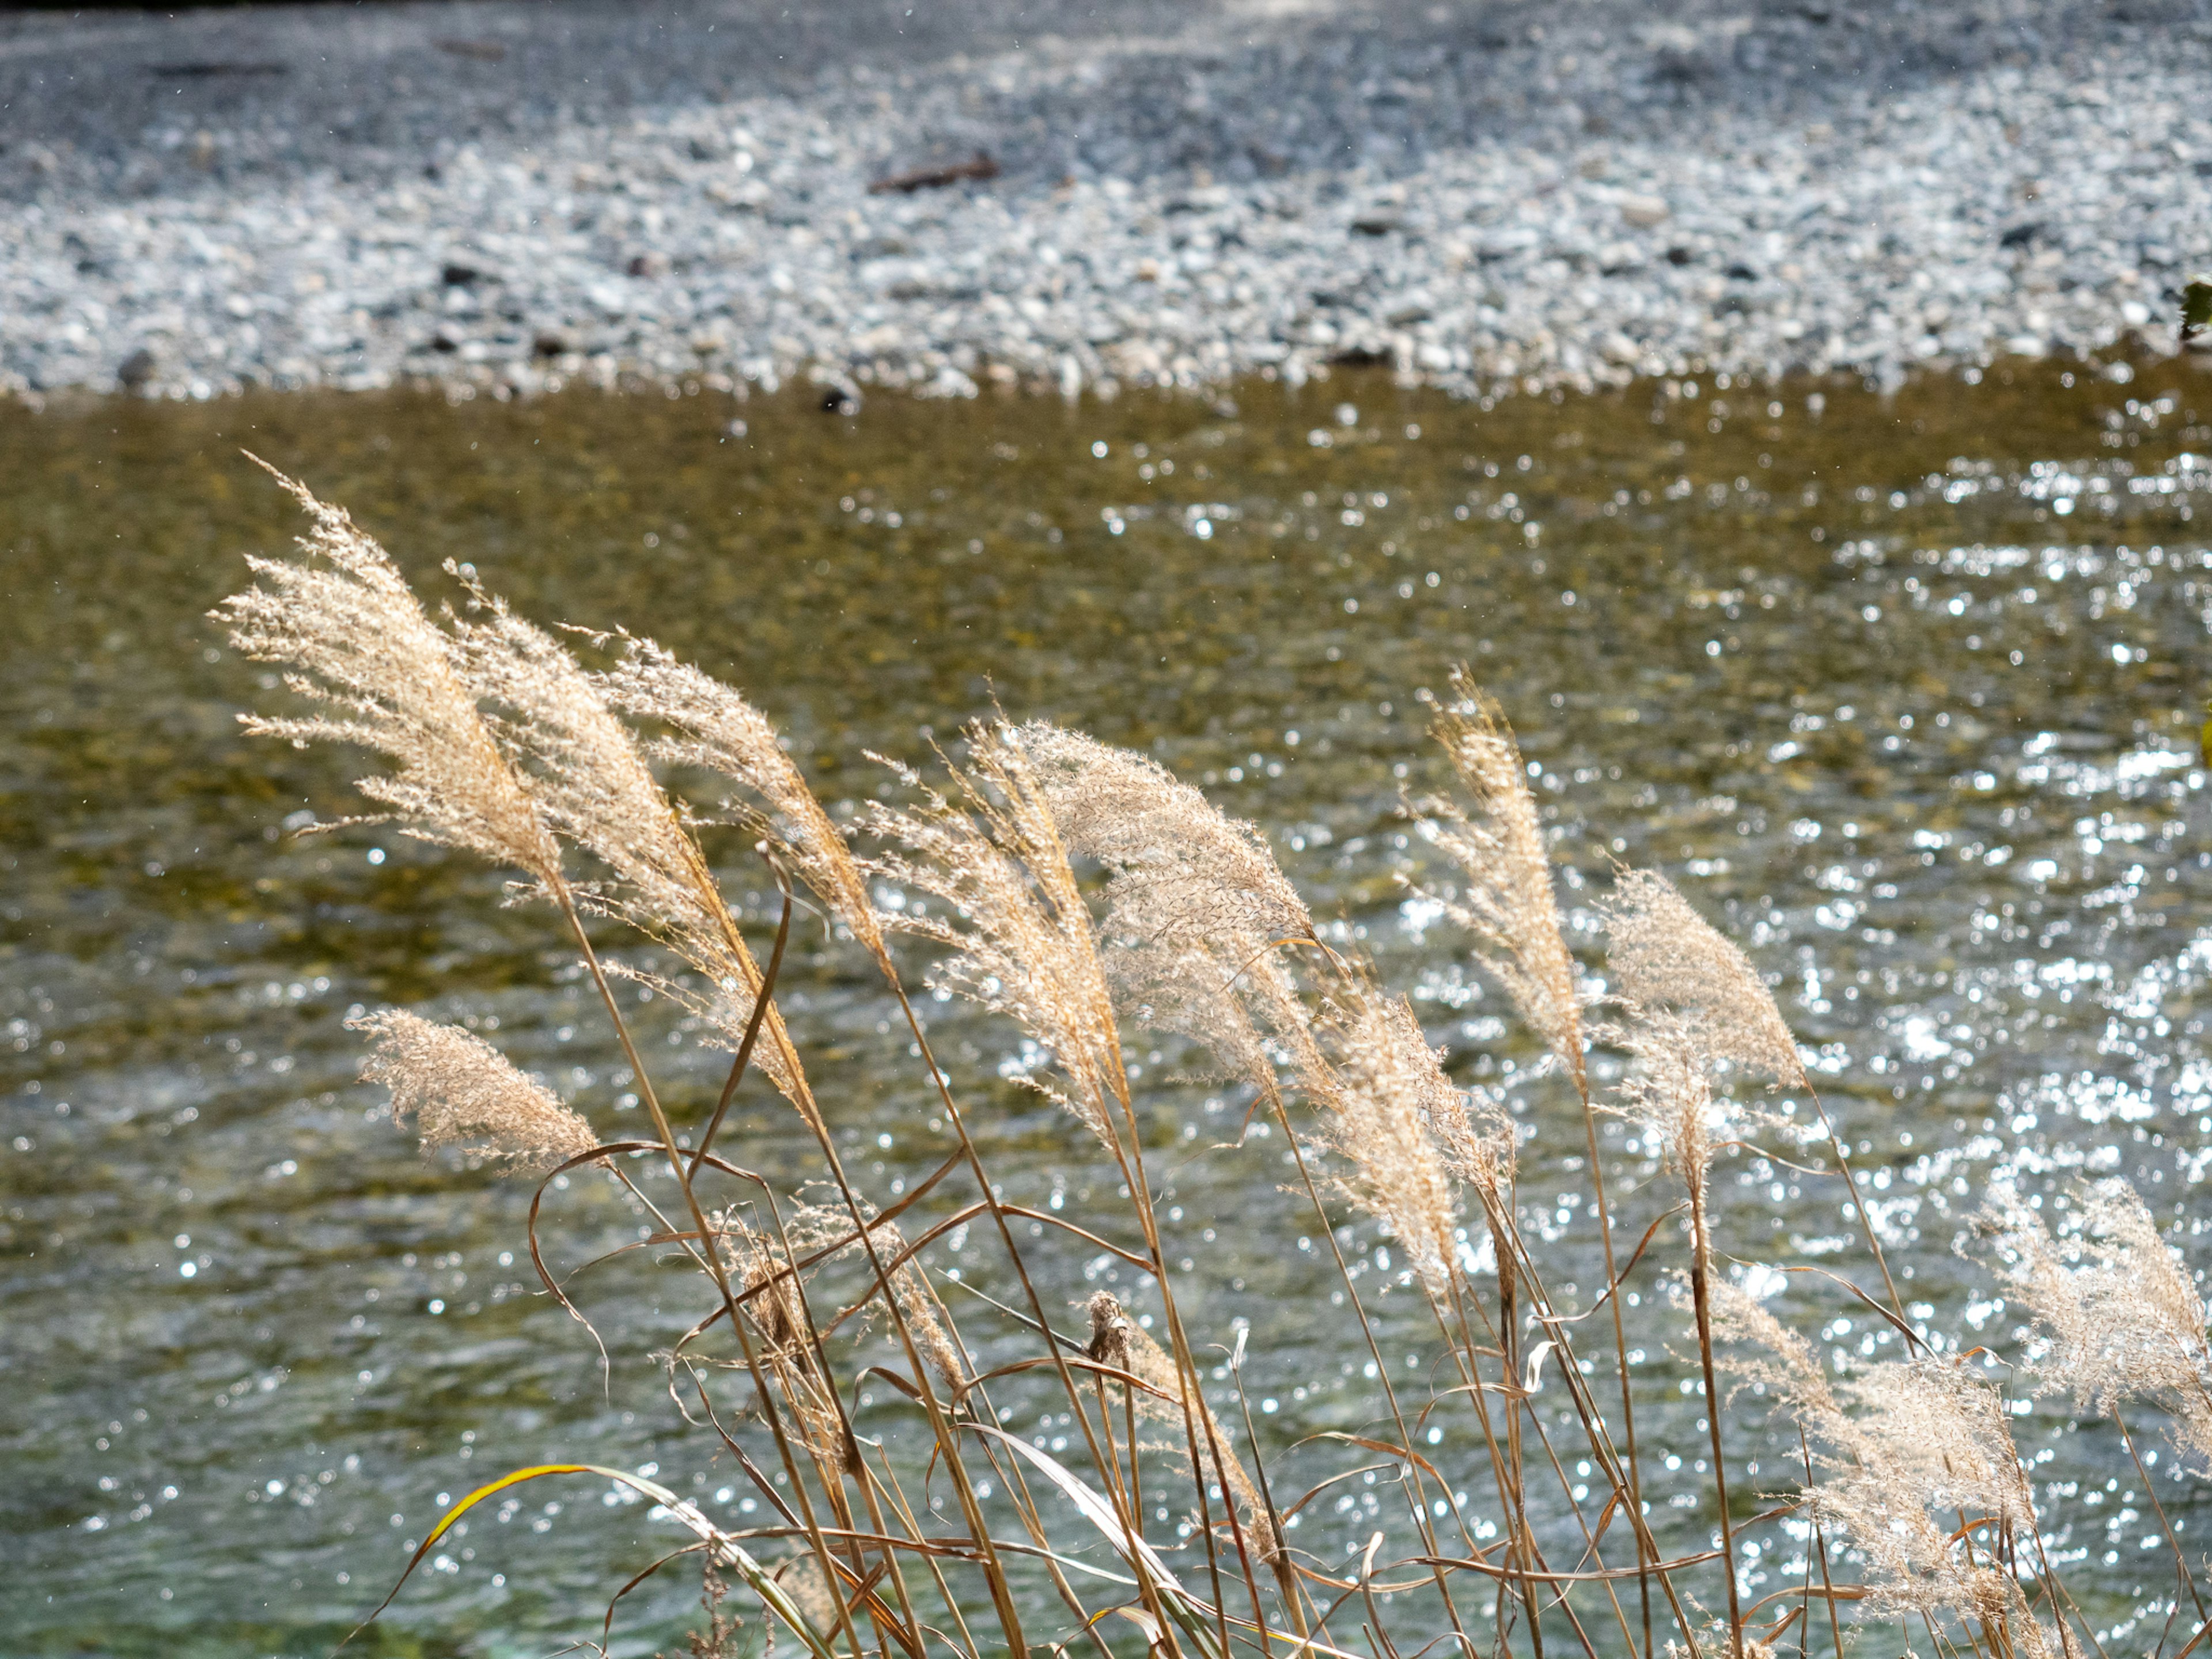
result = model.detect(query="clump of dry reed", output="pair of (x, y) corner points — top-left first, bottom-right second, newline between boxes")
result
(218, 476), (2207, 1659)
(1709, 1282), (2065, 1658)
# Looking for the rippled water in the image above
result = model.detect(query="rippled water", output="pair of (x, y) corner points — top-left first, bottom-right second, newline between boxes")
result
(4, 360), (2211, 1657)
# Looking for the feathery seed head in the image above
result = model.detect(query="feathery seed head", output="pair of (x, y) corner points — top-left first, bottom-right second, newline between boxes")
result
(1414, 671), (1585, 1090)
(447, 587), (805, 1108)
(1713, 1276), (2047, 1634)
(351, 1008), (599, 1170)
(593, 632), (885, 963)
(1602, 868), (1805, 1089)
(446, 573), (699, 904)
(861, 725), (1126, 1145)
(1609, 1012), (1722, 1191)
(1007, 722), (1315, 949)
(1974, 1179), (2212, 1468)
(1310, 976), (1471, 1297)
(1006, 722), (1321, 1093)
(211, 464), (559, 883)
(1705, 1278), (1839, 1423)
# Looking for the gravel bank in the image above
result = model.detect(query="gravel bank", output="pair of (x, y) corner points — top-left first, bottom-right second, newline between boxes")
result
(5, 0), (2211, 404)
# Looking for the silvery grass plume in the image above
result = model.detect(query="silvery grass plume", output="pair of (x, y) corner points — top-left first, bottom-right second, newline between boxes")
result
(1412, 669), (1585, 1092)
(210, 463), (559, 885)
(592, 632), (887, 969)
(351, 1008), (600, 1169)
(1974, 1179), (2212, 1469)
(1601, 868), (1805, 1090)
(1006, 723), (1313, 945)
(1609, 1012), (1725, 1192)
(1086, 1292), (1281, 1565)
(861, 726), (1125, 1147)
(1709, 1282), (2061, 1656)
(445, 581), (804, 1111)
(1006, 722), (1321, 1095)
(1304, 975), (1483, 1300)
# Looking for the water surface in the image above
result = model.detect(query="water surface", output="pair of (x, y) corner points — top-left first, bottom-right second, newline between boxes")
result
(5, 359), (2212, 1655)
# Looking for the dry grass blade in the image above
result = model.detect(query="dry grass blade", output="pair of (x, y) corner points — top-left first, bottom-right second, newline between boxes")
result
(351, 1007), (600, 1169)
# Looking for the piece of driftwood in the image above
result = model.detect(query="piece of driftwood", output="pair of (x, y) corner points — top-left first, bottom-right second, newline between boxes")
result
(868, 151), (999, 195)
(146, 62), (288, 77)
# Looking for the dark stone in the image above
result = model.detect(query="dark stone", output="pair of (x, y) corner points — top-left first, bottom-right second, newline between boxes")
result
(1999, 222), (2042, 249)
(531, 331), (571, 358)
(1350, 213), (1400, 236)
(1726, 262), (1759, 281)
(1665, 245), (1694, 266)
(1654, 47), (1719, 85)
(441, 263), (480, 286)
(116, 347), (156, 391)
(430, 329), (460, 353)
(819, 387), (859, 414)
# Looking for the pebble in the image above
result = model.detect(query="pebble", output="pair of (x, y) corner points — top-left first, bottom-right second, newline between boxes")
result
(2, 1), (2210, 404)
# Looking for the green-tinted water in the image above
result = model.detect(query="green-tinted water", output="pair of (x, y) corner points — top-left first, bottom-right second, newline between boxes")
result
(5, 361), (2211, 1656)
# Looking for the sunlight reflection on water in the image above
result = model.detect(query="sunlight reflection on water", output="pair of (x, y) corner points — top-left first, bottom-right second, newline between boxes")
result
(3, 357), (2211, 1653)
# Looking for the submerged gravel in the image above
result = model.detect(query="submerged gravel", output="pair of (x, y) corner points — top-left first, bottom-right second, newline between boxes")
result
(4, 0), (2211, 403)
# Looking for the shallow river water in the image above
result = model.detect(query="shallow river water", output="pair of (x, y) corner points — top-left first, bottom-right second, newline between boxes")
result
(5, 360), (2212, 1657)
